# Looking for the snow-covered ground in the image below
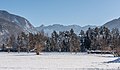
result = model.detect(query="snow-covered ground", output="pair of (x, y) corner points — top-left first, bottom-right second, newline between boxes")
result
(0, 52), (119, 70)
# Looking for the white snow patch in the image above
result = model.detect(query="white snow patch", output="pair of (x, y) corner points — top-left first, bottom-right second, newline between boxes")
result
(14, 18), (20, 24)
(0, 52), (119, 70)
(25, 20), (30, 28)
(0, 32), (3, 35)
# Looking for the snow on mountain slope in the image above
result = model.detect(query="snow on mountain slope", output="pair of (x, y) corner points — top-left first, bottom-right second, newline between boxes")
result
(0, 10), (37, 47)
(37, 17), (120, 36)
(104, 17), (120, 30)
(0, 10), (37, 33)
(36, 24), (96, 36)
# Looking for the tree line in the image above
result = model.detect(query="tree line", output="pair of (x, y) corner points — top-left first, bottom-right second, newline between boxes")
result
(1, 26), (120, 56)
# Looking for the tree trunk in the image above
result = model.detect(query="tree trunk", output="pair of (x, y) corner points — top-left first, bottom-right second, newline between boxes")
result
(8, 49), (10, 53)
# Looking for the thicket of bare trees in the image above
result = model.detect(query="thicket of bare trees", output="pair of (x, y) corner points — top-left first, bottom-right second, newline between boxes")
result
(2, 27), (120, 56)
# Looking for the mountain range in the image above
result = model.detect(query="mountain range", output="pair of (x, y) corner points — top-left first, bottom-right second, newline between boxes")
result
(36, 18), (120, 36)
(0, 10), (120, 45)
(36, 24), (96, 36)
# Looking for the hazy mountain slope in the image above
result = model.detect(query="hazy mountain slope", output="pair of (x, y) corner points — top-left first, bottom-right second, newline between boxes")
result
(103, 17), (120, 30)
(0, 10), (37, 46)
(36, 24), (96, 36)
(37, 17), (120, 36)
(0, 10), (36, 33)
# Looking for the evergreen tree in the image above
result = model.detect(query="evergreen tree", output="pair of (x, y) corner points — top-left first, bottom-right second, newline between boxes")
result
(7, 35), (15, 53)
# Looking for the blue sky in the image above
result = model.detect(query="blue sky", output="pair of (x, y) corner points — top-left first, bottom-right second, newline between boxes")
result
(0, 0), (120, 27)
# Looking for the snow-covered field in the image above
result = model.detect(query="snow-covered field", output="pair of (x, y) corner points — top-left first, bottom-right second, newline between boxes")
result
(0, 52), (119, 70)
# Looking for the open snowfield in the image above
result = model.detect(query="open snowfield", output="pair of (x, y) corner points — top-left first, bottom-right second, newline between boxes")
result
(0, 52), (120, 70)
